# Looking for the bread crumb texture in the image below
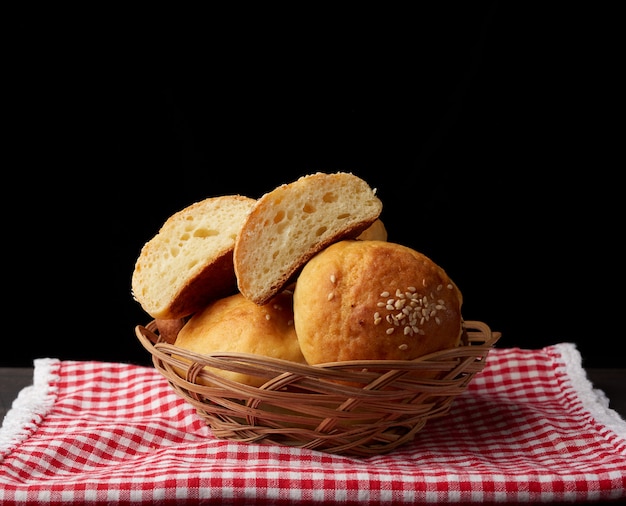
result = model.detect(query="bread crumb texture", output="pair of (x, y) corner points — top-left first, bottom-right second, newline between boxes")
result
(235, 172), (383, 304)
(132, 195), (255, 319)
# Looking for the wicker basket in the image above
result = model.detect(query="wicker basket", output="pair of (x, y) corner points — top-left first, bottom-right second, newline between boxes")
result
(135, 320), (500, 457)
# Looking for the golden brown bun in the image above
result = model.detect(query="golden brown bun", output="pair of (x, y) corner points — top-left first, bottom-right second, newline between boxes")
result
(293, 240), (463, 364)
(155, 318), (187, 344)
(356, 218), (388, 241)
(234, 172), (383, 305)
(131, 195), (256, 320)
(174, 291), (306, 386)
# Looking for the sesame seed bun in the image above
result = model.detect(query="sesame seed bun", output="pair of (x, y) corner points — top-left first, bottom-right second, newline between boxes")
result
(292, 240), (463, 364)
(173, 291), (306, 387)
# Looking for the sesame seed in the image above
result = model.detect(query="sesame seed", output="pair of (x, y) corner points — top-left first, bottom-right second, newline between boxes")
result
(398, 343), (408, 350)
(265, 314), (271, 320)
(330, 274), (336, 284)
(374, 283), (453, 339)
(327, 292), (334, 301)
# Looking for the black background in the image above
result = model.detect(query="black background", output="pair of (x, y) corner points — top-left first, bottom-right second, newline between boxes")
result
(5, 4), (622, 368)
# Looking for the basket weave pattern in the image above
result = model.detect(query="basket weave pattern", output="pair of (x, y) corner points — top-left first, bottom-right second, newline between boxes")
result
(136, 320), (500, 456)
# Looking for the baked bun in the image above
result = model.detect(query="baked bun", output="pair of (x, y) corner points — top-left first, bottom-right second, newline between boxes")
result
(356, 218), (388, 241)
(234, 172), (383, 305)
(173, 291), (306, 387)
(131, 195), (256, 319)
(293, 240), (463, 364)
(155, 318), (187, 344)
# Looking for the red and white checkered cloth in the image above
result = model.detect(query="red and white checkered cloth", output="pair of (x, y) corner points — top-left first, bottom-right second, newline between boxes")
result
(1, 343), (625, 505)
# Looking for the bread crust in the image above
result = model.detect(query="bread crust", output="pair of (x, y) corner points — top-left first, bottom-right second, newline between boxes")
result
(293, 240), (463, 364)
(131, 195), (256, 319)
(234, 172), (383, 305)
(155, 318), (187, 344)
(173, 291), (306, 386)
(163, 250), (240, 318)
(356, 218), (388, 241)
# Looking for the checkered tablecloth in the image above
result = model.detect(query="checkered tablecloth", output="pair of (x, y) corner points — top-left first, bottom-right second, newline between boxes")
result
(1, 343), (625, 505)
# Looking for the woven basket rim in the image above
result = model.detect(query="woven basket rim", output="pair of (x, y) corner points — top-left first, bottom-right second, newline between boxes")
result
(135, 319), (500, 456)
(137, 319), (499, 368)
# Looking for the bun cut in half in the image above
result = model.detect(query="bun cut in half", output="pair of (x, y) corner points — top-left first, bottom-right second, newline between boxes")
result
(293, 240), (463, 364)
(234, 172), (383, 305)
(131, 195), (256, 320)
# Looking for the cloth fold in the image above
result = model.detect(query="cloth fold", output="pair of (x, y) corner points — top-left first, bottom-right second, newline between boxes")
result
(1, 343), (625, 505)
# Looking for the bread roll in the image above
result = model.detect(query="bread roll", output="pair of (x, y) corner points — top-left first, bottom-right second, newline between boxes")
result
(234, 172), (383, 305)
(155, 318), (187, 344)
(131, 195), (256, 319)
(293, 240), (463, 364)
(173, 291), (306, 387)
(356, 218), (388, 241)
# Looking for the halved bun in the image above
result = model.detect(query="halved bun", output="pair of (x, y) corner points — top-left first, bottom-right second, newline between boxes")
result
(131, 195), (256, 319)
(293, 240), (463, 364)
(234, 172), (383, 305)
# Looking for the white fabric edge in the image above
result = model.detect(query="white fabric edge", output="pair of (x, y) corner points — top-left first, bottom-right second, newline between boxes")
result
(0, 358), (60, 461)
(555, 342), (626, 443)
